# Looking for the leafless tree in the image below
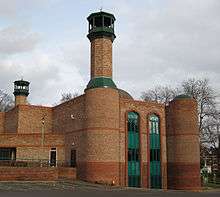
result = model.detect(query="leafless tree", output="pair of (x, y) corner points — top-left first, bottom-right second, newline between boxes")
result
(0, 90), (14, 112)
(182, 78), (216, 130)
(141, 85), (180, 105)
(60, 92), (79, 103)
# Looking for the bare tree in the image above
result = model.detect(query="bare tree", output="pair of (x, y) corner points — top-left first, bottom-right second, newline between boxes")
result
(0, 90), (14, 112)
(182, 78), (216, 131)
(60, 92), (79, 103)
(141, 85), (180, 105)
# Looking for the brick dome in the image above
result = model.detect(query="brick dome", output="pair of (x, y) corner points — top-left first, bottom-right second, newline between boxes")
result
(118, 89), (133, 100)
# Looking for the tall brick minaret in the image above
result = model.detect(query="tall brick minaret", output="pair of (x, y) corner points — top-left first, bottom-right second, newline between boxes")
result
(13, 79), (30, 106)
(81, 11), (120, 185)
(86, 11), (117, 90)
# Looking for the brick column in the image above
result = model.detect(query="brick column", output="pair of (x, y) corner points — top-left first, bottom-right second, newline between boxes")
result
(90, 37), (112, 79)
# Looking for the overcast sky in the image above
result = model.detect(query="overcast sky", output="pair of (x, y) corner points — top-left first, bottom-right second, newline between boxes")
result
(0, 0), (219, 106)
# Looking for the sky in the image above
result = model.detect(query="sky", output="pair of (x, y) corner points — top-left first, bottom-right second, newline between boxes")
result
(0, 0), (219, 106)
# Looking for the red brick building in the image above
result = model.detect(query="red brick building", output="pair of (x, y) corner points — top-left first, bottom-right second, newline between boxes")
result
(0, 11), (201, 190)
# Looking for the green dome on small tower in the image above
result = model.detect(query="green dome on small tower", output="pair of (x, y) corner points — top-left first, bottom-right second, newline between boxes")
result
(174, 94), (192, 100)
(13, 79), (30, 96)
(87, 11), (116, 42)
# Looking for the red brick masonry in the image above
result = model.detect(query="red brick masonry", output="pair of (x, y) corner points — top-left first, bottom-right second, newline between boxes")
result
(167, 163), (201, 190)
(0, 167), (76, 181)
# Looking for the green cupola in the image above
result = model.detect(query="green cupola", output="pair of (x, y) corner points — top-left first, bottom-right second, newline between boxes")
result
(87, 11), (116, 42)
(13, 79), (30, 96)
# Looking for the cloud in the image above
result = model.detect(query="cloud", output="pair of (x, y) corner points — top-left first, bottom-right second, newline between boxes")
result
(0, 25), (40, 55)
(110, 0), (220, 98)
(0, 47), (85, 106)
(0, 0), (60, 19)
(0, 0), (220, 105)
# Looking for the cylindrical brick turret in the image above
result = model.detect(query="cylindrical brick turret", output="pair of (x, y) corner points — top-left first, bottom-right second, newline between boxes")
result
(13, 79), (30, 106)
(81, 88), (120, 185)
(166, 95), (201, 190)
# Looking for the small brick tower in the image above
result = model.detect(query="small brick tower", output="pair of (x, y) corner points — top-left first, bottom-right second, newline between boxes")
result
(82, 11), (120, 184)
(13, 79), (30, 106)
(166, 95), (201, 190)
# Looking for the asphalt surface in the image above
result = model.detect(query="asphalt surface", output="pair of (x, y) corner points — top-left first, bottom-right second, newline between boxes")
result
(0, 181), (219, 197)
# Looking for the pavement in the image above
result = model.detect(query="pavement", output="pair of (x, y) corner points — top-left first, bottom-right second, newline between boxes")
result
(0, 181), (219, 197)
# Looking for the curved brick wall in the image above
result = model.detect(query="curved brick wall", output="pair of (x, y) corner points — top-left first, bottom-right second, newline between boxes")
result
(166, 98), (201, 190)
(81, 87), (120, 185)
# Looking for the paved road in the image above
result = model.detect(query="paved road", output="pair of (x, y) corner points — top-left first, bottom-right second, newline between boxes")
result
(0, 181), (219, 197)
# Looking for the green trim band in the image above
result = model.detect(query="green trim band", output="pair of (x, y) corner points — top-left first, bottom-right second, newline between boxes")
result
(87, 31), (116, 42)
(13, 89), (29, 96)
(85, 77), (117, 90)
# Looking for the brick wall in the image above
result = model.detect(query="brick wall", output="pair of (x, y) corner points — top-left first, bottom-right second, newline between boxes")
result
(5, 107), (18, 133)
(53, 95), (86, 163)
(0, 167), (76, 181)
(90, 38), (112, 78)
(0, 112), (5, 133)
(53, 95), (85, 134)
(17, 105), (52, 134)
(0, 133), (65, 161)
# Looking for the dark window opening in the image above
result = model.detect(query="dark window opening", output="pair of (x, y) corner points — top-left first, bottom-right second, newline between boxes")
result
(150, 149), (160, 161)
(0, 148), (16, 161)
(70, 149), (76, 167)
(128, 149), (139, 161)
(50, 148), (56, 167)
(94, 16), (102, 27)
(104, 17), (111, 27)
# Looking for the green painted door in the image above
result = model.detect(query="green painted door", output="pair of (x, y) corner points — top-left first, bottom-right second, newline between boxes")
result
(149, 115), (161, 189)
(128, 112), (140, 187)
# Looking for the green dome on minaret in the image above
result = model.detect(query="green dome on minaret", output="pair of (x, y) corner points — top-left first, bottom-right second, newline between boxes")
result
(87, 11), (116, 42)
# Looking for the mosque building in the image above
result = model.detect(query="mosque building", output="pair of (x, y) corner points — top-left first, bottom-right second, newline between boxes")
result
(0, 11), (201, 190)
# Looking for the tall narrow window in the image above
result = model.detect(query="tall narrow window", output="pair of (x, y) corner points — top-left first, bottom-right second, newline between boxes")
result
(50, 148), (57, 167)
(127, 112), (140, 187)
(70, 149), (76, 167)
(149, 114), (161, 188)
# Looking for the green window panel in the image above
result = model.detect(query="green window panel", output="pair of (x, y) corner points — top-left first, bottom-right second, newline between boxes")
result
(128, 161), (140, 176)
(128, 132), (139, 149)
(150, 134), (160, 149)
(149, 114), (162, 189)
(127, 112), (140, 187)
